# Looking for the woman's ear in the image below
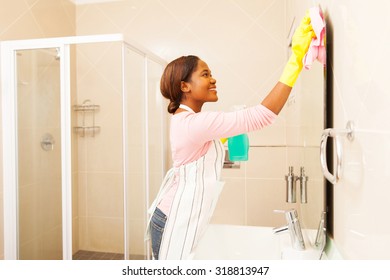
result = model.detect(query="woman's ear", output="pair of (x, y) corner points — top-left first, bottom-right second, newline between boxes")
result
(181, 81), (190, 93)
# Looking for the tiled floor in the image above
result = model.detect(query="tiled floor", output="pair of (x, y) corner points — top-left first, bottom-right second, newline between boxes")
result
(72, 250), (145, 260)
(72, 250), (123, 260)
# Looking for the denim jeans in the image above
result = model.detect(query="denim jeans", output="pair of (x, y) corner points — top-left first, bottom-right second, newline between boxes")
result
(150, 207), (167, 260)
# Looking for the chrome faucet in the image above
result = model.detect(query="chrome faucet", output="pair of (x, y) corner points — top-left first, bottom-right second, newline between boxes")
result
(314, 211), (327, 251)
(273, 209), (305, 250)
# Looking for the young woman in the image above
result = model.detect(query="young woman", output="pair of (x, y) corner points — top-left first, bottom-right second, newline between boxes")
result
(147, 13), (315, 260)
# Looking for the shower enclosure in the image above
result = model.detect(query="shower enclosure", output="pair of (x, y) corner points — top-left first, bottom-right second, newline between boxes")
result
(1, 34), (167, 260)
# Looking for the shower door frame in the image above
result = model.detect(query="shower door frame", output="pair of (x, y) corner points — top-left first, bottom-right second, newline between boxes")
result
(1, 34), (130, 260)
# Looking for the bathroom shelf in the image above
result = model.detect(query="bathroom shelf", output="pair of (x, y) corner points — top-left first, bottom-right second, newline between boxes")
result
(73, 126), (101, 137)
(73, 104), (100, 112)
(73, 99), (100, 137)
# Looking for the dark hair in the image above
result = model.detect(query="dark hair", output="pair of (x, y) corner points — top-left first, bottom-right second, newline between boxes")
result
(160, 55), (200, 114)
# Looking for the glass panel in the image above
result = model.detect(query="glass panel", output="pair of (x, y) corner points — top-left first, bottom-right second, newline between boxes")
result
(16, 48), (63, 259)
(72, 41), (124, 260)
(124, 46), (146, 260)
(146, 58), (165, 216)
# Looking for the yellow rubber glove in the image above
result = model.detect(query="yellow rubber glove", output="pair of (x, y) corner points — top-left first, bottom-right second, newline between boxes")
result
(279, 12), (315, 87)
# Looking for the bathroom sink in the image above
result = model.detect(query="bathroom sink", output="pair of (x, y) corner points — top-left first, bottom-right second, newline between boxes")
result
(279, 228), (324, 260)
(193, 224), (324, 260)
(193, 224), (281, 260)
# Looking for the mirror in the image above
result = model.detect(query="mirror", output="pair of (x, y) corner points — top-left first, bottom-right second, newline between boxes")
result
(208, 5), (326, 231)
(284, 5), (326, 232)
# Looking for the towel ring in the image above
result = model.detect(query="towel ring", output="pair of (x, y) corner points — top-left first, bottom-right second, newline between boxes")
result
(320, 121), (354, 184)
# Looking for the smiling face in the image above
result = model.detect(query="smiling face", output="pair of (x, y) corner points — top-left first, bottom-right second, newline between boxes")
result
(181, 59), (217, 111)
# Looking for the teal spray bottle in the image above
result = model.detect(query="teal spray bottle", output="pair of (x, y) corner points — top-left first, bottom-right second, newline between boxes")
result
(227, 105), (249, 161)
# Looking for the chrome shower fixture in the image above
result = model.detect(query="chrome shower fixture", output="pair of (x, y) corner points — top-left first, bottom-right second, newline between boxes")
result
(285, 166), (309, 203)
(285, 166), (296, 203)
(299, 167), (308, 203)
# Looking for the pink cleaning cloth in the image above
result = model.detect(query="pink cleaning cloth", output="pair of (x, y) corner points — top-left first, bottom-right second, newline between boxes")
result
(303, 7), (326, 69)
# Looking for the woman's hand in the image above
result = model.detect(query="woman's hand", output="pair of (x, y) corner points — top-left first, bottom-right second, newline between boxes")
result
(279, 11), (315, 87)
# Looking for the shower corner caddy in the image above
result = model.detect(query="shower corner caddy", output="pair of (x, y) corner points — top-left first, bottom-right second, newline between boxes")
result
(73, 99), (100, 137)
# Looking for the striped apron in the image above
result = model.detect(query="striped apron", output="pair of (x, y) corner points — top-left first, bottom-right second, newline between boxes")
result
(147, 139), (225, 260)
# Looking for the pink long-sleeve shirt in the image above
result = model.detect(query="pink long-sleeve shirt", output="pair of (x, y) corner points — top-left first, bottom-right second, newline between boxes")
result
(158, 104), (277, 214)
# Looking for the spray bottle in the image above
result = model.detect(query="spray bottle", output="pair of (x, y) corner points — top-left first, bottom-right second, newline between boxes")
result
(227, 105), (249, 161)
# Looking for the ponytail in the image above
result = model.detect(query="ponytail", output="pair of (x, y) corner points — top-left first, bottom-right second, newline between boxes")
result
(160, 55), (200, 114)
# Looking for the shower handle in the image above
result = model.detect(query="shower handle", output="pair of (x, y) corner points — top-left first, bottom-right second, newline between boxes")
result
(320, 121), (354, 184)
(320, 130), (342, 184)
(41, 133), (55, 151)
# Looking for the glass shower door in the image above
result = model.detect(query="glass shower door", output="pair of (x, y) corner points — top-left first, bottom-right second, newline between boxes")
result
(2, 34), (166, 260)
(16, 48), (63, 259)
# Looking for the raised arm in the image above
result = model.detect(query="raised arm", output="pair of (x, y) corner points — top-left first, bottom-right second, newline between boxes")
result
(261, 12), (315, 115)
(261, 82), (292, 114)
